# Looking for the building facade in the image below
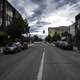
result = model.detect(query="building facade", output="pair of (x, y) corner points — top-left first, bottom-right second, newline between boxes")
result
(48, 27), (56, 37)
(0, 0), (23, 31)
(69, 23), (75, 37)
(0, 0), (3, 28)
(75, 13), (80, 33)
(75, 13), (80, 47)
(48, 26), (69, 37)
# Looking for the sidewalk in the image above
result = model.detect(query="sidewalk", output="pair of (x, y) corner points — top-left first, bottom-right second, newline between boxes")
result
(0, 47), (4, 54)
(28, 44), (34, 47)
(73, 46), (78, 51)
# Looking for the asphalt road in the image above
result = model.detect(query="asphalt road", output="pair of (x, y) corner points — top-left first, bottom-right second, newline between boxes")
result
(0, 42), (80, 80)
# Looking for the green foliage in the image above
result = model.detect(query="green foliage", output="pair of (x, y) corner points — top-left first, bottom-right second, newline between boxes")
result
(61, 31), (73, 43)
(7, 17), (29, 39)
(33, 35), (42, 41)
(0, 31), (8, 36)
(45, 35), (52, 43)
(45, 32), (61, 43)
(24, 19), (30, 33)
(0, 31), (8, 46)
(33, 35), (38, 41)
(61, 31), (69, 37)
(52, 32), (61, 41)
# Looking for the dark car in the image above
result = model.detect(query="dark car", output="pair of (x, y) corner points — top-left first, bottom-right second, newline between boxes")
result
(3, 42), (22, 54)
(15, 42), (22, 51)
(21, 42), (28, 49)
(55, 41), (73, 50)
(62, 41), (73, 50)
(3, 42), (19, 53)
(55, 41), (63, 47)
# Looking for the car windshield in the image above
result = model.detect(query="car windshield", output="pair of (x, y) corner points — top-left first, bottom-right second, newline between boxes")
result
(7, 43), (14, 46)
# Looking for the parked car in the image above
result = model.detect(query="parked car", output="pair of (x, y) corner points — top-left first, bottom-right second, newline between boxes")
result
(15, 42), (22, 51)
(3, 42), (22, 54)
(55, 41), (63, 47)
(21, 42), (28, 49)
(62, 41), (73, 50)
(55, 41), (73, 50)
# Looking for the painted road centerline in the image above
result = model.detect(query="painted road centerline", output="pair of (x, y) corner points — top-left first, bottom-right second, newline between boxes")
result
(37, 48), (45, 80)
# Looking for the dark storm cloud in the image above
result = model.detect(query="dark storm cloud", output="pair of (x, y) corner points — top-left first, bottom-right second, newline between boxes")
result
(36, 21), (51, 25)
(8, 0), (27, 16)
(50, 0), (79, 9)
(30, 25), (41, 32)
(9, 0), (80, 19)
(30, 0), (47, 19)
(28, 16), (36, 22)
(30, 0), (79, 21)
(51, 0), (78, 4)
(30, 28), (39, 32)
(31, 0), (43, 4)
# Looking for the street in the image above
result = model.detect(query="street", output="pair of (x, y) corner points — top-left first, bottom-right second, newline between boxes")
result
(0, 42), (80, 80)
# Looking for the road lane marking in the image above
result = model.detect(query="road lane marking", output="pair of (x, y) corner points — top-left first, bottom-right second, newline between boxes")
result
(37, 48), (45, 80)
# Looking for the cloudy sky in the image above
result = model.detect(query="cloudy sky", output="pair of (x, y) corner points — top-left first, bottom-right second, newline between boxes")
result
(8, 0), (80, 37)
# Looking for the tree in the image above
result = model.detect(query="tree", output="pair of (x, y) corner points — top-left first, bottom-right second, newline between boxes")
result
(52, 32), (61, 41)
(7, 17), (29, 39)
(32, 35), (42, 42)
(24, 19), (30, 34)
(0, 31), (8, 46)
(45, 35), (52, 43)
(33, 35), (39, 41)
(61, 31), (72, 41)
(61, 31), (69, 37)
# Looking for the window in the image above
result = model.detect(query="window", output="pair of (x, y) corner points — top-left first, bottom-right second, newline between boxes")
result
(0, 0), (2, 27)
(0, 18), (2, 26)
(6, 3), (13, 26)
(0, 0), (3, 11)
(77, 19), (80, 30)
